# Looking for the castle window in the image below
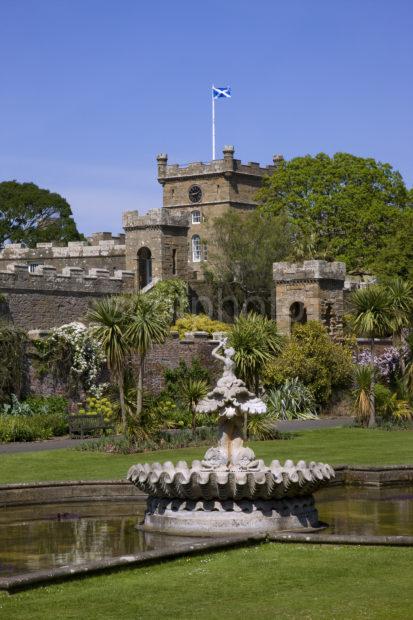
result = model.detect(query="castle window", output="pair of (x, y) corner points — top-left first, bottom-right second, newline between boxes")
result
(28, 263), (39, 273)
(137, 247), (152, 289)
(203, 241), (208, 261)
(192, 210), (201, 224)
(192, 235), (201, 262)
(172, 249), (177, 275)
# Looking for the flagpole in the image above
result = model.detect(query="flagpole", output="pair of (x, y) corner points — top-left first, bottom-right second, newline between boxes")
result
(212, 86), (215, 160)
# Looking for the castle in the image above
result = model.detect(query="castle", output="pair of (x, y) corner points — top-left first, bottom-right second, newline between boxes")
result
(0, 147), (361, 334)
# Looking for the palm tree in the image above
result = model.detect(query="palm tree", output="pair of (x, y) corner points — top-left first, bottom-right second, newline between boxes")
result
(125, 294), (170, 420)
(87, 297), (130, 434)
(385, 277), (413, 347)
(350, 286), (393, 427)
(229, 313), (283, 393)
(229, 312), (284, 438)
(178, 377), (209, 434)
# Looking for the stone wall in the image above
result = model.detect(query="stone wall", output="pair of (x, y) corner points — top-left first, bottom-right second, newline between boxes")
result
(0, 264), (134, 330)
(0, 238), (126, 275)
(142, 334), (222, 394)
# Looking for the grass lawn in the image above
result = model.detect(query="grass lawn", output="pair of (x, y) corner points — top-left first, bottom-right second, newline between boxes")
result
(1, 543), (412, 619)
(0, 428), (412, 484)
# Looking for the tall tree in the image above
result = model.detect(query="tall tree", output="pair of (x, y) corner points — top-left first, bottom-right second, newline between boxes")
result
(204, 209), (292, 315)
(257, 153), (413, 277)
(125, 294), (170, 420)
(87, 297), (130, 434)
(0, 181), (82, 248)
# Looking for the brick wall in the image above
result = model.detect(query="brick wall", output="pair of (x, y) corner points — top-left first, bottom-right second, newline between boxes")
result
(142, 335), (222, 393)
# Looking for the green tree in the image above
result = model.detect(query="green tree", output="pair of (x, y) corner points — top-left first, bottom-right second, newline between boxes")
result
(257, 153), (413, 277)
(204, 209), (292, 315)
(125, 295), (170, 421)
(0, 181), (82, 248)
(263, 322), (354, 408)
(229, 313), (283, 438)
(349, 286), (394, 427)
(384, 277), (413, 346)
(178, 378), (209, 434)
(87, 297), (130, 434)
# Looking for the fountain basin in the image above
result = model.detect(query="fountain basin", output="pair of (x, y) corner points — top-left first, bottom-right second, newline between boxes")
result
(127, 459), (335, 535)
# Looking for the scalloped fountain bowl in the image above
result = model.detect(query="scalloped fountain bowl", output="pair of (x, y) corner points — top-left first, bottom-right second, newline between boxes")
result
(127, 340), (335, 536)
(127, 459), (335, 536)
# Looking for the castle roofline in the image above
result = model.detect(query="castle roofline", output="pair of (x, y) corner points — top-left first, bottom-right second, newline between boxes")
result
(157, 147), (283, 183)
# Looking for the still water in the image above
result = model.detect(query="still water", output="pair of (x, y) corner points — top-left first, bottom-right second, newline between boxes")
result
(1, 486), (412, 577)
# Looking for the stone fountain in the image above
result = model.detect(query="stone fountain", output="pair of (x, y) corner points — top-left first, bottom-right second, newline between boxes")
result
(127, 340), (334, 536)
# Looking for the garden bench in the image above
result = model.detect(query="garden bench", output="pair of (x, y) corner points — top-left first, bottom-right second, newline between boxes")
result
(68, 414), (113, 439)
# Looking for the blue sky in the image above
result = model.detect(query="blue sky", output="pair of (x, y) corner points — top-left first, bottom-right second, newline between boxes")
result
(1, 0), (412, 235)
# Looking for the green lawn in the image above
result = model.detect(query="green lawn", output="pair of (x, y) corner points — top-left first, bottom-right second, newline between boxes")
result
(0, 428), (412, 484)
(1, 543), (412, 619)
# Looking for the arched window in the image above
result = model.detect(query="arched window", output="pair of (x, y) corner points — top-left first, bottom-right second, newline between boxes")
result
(137, 247), (152, 289)
(192, 235), (201, 262)
(290, 301), (307, 329)
(192, 210), (201, 224)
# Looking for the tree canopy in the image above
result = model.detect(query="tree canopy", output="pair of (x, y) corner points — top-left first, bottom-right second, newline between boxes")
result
(257, 153), (413, 278)
(0, 180), (82, 248)
(204, 209), (292, 314)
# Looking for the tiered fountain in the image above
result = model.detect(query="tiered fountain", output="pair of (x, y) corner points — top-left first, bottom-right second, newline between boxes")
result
(127, 340), (334, 536)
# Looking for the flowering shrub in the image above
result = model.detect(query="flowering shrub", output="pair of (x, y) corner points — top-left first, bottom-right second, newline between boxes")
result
(34, 322), (106, 396)
(355, 347), (401, 381)
(78, 396), (117, 422)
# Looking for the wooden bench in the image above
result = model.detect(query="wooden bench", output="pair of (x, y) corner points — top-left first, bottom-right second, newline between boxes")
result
(69, 414), (113, 439)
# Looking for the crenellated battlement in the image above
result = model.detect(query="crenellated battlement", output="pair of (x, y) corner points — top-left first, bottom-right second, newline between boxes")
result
(0, 238), (126, 261)
(273, 260), (347, 283)
(157, 146), (282, 182)
(122, 208), (189, 230)
(0, 263), (134, 294)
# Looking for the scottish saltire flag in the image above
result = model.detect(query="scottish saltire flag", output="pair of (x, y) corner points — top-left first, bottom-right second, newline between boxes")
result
(213, 86), (231, 99)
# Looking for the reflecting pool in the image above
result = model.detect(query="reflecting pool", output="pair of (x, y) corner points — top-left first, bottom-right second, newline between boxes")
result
(0, 485), (412, 577)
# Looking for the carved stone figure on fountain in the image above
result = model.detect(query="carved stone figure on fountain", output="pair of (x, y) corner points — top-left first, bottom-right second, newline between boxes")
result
(196, 340), (266, 470)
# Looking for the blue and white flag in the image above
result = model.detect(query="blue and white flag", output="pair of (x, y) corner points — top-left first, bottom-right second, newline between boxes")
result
(213, 86), (231, 99)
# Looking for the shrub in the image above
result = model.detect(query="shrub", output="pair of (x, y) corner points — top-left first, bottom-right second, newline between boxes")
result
(76, 426), (218, 454)
(172, 314), (230, 339)
(266, 378), (318, 420)
(0, 413), (68, 442)
(78, 396), (117, 423)
(263, 322), (353, 406)
(0, 322), (27, 404)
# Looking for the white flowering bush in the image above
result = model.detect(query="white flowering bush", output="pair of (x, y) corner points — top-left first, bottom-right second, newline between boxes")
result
(44, 322), (106, 395)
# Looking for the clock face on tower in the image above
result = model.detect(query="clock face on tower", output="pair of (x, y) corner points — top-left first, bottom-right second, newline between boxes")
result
(188, 185), (202, 203)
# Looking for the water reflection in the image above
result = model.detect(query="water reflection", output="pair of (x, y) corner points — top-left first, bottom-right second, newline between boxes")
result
(315, 486), (413, 536)
(1, 486), (412, 577)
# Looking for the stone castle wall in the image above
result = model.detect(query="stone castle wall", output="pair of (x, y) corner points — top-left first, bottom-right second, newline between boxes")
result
(0, 237), (126, 275)
(0, 264), (134, 330)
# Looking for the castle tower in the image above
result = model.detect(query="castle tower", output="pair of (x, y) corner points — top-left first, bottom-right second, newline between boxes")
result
(273, 260), (346, 336)
(157, 147), (279, 279)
